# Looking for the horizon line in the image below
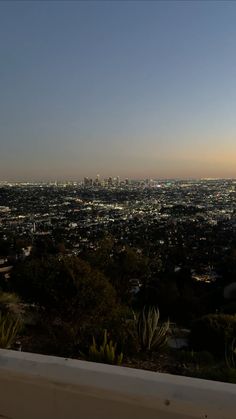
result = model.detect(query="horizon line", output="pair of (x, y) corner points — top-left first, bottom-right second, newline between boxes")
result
(1, 177), (236, 184)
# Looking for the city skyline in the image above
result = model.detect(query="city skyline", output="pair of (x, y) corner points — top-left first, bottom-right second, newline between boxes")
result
(1, 0), (236, 181)
(1, 175), (236, 185)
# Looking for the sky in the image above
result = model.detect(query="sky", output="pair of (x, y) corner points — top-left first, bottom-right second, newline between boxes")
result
(0, 0), (236, 181)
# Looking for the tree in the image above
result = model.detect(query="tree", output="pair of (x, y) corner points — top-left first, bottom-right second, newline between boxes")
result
(10, 255), (118, 327)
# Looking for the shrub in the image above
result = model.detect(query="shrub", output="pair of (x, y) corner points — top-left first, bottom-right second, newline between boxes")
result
(11, 256), (120, 333)
(190, 314), (236, 357)
(189, 365), (236, 384)
(137, 306), (169, 352)
(0, 292), (22, 319)
(88, 330), (123, 365)
(0, 313), (21, 349)
(105, 308), (139, 356)
(221, 301), (236, 315)
(225, 338), (236, 369)
(176, 350), (215, 366)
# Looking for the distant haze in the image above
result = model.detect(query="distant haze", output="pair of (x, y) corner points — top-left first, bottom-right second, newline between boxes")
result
(0, 0), (236, 181)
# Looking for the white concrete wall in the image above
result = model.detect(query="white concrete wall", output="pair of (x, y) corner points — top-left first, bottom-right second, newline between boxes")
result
(0, 349), (236, 419)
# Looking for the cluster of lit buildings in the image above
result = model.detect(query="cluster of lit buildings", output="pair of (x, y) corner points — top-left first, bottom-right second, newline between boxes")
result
(0, 179), (235, 281)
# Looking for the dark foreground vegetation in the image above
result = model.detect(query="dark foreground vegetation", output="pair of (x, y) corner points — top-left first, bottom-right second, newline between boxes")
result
(1, 231), (236, 384)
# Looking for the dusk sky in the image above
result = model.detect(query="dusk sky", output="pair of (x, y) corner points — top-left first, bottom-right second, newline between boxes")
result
(1, 0), (236, 181)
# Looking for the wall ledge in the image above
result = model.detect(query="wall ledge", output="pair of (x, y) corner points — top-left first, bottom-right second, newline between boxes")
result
(0, 349), (236, 419)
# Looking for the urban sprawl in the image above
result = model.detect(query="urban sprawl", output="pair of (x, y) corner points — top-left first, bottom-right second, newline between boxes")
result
(0, 177), (235, 285)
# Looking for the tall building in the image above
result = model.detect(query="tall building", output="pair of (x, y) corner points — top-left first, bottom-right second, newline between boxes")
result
(114, 176), (120, 186)
(108, 177), (113, 187)
(84, 177), (93, 187)
(94, 174), (101, 186)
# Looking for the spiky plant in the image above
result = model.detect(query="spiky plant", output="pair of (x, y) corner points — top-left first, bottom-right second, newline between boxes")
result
(137, 306), (169, 352)
(88, 330), (123, 365)
(0, 313), (22, 349)
(225, 338), (236, 369)
(0, 291), (22, 318)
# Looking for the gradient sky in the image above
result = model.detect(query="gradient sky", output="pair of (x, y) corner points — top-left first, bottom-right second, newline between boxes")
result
(1, 0), (236, 181)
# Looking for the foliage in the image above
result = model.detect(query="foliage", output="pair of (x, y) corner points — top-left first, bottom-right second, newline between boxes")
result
(21, 315), (79, 357)
(109, 308), (139, 356)
(190, 314), (236, 356)
(86, 238), (149, 304)
(188, 365), (236, 384)
(10, 256), (118, 326)
(176, 350), (215, 366)
(0, 313), (21, 349)
(221, 300), (236, 315)
(0, 291), (22, 319)
(225, 338), (236, 369)
(10, 255), (131, 355)
(88, 330), (123, 365)
(137, 306), (169, 352)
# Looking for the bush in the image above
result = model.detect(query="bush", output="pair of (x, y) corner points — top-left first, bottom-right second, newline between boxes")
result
(0, 291), (22, 319)
(190, 314), (236, 357)
(189, 365), (236, 384)
(106, 308), (139, 356)
(137, 306), (169, 352)
(11, 256), (132, 356)
(11, 256), (120, 329)
(0, 313), (22, 349)
(176, 350), (215, 366)
(225, 338), (236, 369)
(221, 301), (236, 315)
(88, 330), (123, 365)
